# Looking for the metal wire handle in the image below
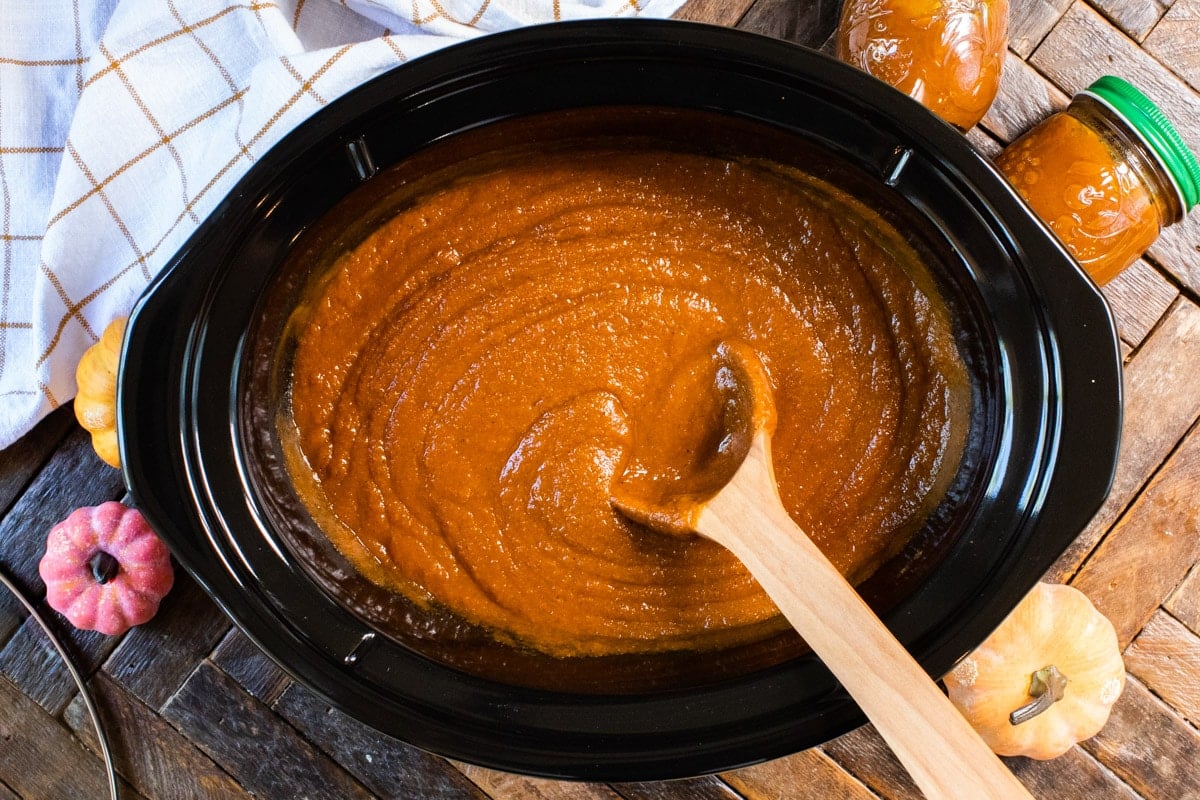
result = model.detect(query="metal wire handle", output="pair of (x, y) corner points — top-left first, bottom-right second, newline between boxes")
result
(0, 564), (120, 800)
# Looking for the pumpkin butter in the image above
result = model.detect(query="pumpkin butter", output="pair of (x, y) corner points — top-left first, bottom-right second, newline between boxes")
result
(284, 143), (969, 658)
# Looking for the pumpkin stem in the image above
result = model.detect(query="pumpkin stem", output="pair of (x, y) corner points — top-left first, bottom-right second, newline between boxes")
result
(1009, 664), (1068, 726)
(89, 551), (120, 585)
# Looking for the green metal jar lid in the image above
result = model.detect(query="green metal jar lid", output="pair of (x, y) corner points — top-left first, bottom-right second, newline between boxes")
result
(1083, 75), (1200, 212)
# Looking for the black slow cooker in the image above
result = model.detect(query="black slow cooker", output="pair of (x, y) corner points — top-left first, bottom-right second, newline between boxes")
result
(118, 20), (1121, 781)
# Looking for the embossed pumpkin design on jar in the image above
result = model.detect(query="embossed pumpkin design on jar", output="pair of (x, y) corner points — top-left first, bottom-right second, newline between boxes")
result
(837, 0), (1008, 129)
(996, 76), (1200, 285)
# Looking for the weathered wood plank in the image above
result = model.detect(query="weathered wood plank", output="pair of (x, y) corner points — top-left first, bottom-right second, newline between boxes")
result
(1144, 0), (1200, 91)
(1031, 0), (1200, 108)
(0, 404), (74, 517)
(0, 581), (23, 647)
(1003, 747), (1141, 798)
(1029, 1), (1200, 293)
(671, 0), (756, 26)
(1165, 560), (1200, 634)
(735, 0), (841, 49)
(1049, 299), (1200, 581)
(821, 723), (1135, 799)
(822, 723), (920, 799)
(1090, 0), (1168, 42)
(1146, 209), (1200, 292)
(1082, 677), (1200, 798)
(101, 568), (230, 710)
(64, 672), (252, 800)
(453, 763), (623, 799)
(1123, 609), (1200, 726)
(979, 51), (1069, 144)
(271, 681), (488, 800)
(611, 778), (743, 800)
(721, 750), (876, 799)
(965, 124), (1004, 158)
(0, 426), (125, 647)
(0, 779), (19, 800)
(1070, 417), (1200, 646)
(0, 674), (146, 800)
(817, 27), (839, 56)
(1102, 259), (1180, 348)
(1008, 0), (1073, 57)
(0, 615), (121, 715)
(210, 626), (291, 705)
(161, 661), (375, 800)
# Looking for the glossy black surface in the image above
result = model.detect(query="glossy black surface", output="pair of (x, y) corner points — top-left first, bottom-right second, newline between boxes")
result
(118, 20), (1121, 780)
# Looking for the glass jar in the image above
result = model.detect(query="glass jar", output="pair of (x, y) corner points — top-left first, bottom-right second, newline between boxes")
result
(837, 0), (1009, 130)
(995, 76), (1200, 285)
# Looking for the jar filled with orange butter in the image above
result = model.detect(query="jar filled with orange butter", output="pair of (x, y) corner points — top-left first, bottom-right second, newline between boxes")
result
(995, 76), (1200, 285)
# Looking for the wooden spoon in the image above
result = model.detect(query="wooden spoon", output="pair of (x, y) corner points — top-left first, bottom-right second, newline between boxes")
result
(612, 341), (1033, 800)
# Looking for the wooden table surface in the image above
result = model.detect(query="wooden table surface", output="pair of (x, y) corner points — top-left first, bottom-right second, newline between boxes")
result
(4, 1), (1200, 798)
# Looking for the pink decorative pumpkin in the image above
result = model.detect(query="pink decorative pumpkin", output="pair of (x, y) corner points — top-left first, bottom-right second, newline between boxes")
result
(39, 502), (174, 635)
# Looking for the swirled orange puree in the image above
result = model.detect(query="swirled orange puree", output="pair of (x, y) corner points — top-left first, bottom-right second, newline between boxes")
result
(286, 145), (967, 657)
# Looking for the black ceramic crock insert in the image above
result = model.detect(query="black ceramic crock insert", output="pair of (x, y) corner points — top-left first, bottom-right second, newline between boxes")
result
(119, 20), (1121, 781)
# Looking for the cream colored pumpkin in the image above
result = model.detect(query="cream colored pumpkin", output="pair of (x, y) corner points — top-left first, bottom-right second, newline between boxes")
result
(74, 317), (126, 468)
(944, 581), (1125, 760)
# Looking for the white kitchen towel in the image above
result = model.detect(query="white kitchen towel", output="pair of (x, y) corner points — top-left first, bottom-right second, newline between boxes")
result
(0, 0), (686, 450)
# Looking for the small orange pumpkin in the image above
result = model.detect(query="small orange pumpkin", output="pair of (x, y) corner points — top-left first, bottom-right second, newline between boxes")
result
(75, 317), (126, 468)
(945, 582), (1125, 759)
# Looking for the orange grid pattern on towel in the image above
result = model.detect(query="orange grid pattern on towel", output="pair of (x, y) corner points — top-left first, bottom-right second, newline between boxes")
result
(0, 0), (680, 450)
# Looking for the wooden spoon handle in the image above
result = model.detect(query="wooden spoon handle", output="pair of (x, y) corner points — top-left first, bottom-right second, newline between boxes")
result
(698, 435), (1034, 800)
